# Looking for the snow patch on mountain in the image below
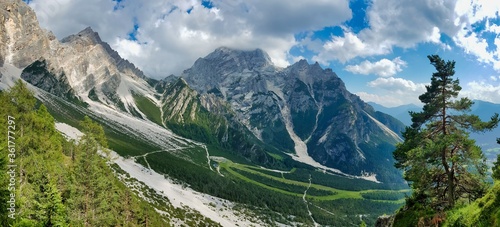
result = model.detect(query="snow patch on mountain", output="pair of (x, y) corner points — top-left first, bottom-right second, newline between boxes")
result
(55, 122), (84, 140)
(363, 111), (403, 142)
(266, 80), (380, 183)
(0, 63), (23, 90)
(52, 120), (262, 226)
(110, 150), (265, 227)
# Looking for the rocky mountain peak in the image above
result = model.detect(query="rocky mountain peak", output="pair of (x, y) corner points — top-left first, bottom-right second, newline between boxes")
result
(61, 26), (103, 46)
(286, 58), (338, 86)
(204, 46), (273, 71)
(59, 26), (147, 79)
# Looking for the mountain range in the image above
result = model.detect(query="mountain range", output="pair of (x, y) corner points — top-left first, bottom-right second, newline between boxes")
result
(1, 1), (406, 183)
(0, 0), (411, 225)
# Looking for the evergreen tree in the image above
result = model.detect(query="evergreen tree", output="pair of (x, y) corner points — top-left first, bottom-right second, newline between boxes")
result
(394, 55), (499, 210)
(0, 91), (11, 226)
(493, 138), (500, 180)
(1, 81), (168, 226)
(493, 155), (500, 181)
(33, 176), (68, 226)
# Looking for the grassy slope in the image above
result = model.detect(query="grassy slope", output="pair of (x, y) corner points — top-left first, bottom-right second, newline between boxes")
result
(220, 160), (408, 202)
(132, 93), (163, 126)
(445, 182), (500, 226)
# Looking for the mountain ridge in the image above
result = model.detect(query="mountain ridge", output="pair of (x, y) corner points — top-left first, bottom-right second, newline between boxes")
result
(181, 47), (406, 183)
(0, 1), (410, 225)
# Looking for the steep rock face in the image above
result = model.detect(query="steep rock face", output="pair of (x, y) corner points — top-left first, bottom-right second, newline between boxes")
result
(182, 48), (406, 183)
(51, 26), (155, 113)
(20, 59), (81, 103)
(61, 27), (148, 80)
(1, 3), (157, 115)
(158, 77), (279, 166)
(0, 0), (51, 68)
(376, 214), (394, 227)
(183, 47), (295, 151)
(1, 0), (405, 183)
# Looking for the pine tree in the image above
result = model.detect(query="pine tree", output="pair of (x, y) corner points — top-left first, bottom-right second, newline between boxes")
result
(0, 91), (11, 226)
(33, 175), (68, 226)
(493, 155), (500, 181)
(493, 139), (500, 180)
(394, 55), (499, 210)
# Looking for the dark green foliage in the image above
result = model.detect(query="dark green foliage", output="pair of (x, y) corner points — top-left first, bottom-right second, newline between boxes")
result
(360, 191), (408, 201)
(445, 182), (500, 226)
(495, 139), (500, 180)
(285, 168), (407, 191)
(232, 168), (336, 196)
(494, 154), (500, 181)
(492, 138), (500, 180)
(259, 118), (295, 153)
(0, 91), (13, 226)
(311, 199), (403, 226)
(393, 197), (436, 227)
(393, 55), (500, 224)
(161, 78), (283, 168)
(0, 81), (167, 226)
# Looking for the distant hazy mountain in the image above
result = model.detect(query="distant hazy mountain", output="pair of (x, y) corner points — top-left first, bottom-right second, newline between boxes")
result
(469, 100), (500, 165)
(368, 102), (421, 126)
(370, 100), (500, 169)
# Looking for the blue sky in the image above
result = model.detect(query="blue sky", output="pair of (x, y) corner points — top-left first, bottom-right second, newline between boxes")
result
(26, 0), (500, 107)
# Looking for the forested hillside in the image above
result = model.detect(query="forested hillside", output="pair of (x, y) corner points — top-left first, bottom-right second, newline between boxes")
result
(0, 81), (168, 226)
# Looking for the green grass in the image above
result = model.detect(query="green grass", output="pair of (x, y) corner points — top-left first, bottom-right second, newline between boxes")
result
(361, 191), (409, 201)
(38, 85), (408, 226)
(267, 152), (284, 160)
(175, 146), (211, 167)
(132, 93), (163, 126)
(220, 160), (409, 202)
(232, 168), (336, 196)
(105, 129), (159, 157)
(444, 182), (500, 226)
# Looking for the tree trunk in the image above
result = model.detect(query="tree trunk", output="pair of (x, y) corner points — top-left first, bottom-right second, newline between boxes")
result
(441, 78), (454, 208)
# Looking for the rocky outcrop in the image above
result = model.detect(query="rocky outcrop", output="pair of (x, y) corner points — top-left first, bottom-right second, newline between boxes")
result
(1, 0), (406, 184)
(0, 0), (51, 68)
(376, 214), (395, 227)
(21, 59), (78, 101)
(157, 77), (276, 166)
(1, 0), (156, 114)
(61, 27), (147, 80)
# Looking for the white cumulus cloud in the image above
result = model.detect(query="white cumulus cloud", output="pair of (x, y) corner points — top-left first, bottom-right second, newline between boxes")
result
(27, 0), (352, 78)
(357, 77), (428, 107)
(345, 57), (407, 77)
(356, 92), (408, 107)
(311, 0), (460, 64)
(368, 77), (427, 92)
(462, 81), (500, 104)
